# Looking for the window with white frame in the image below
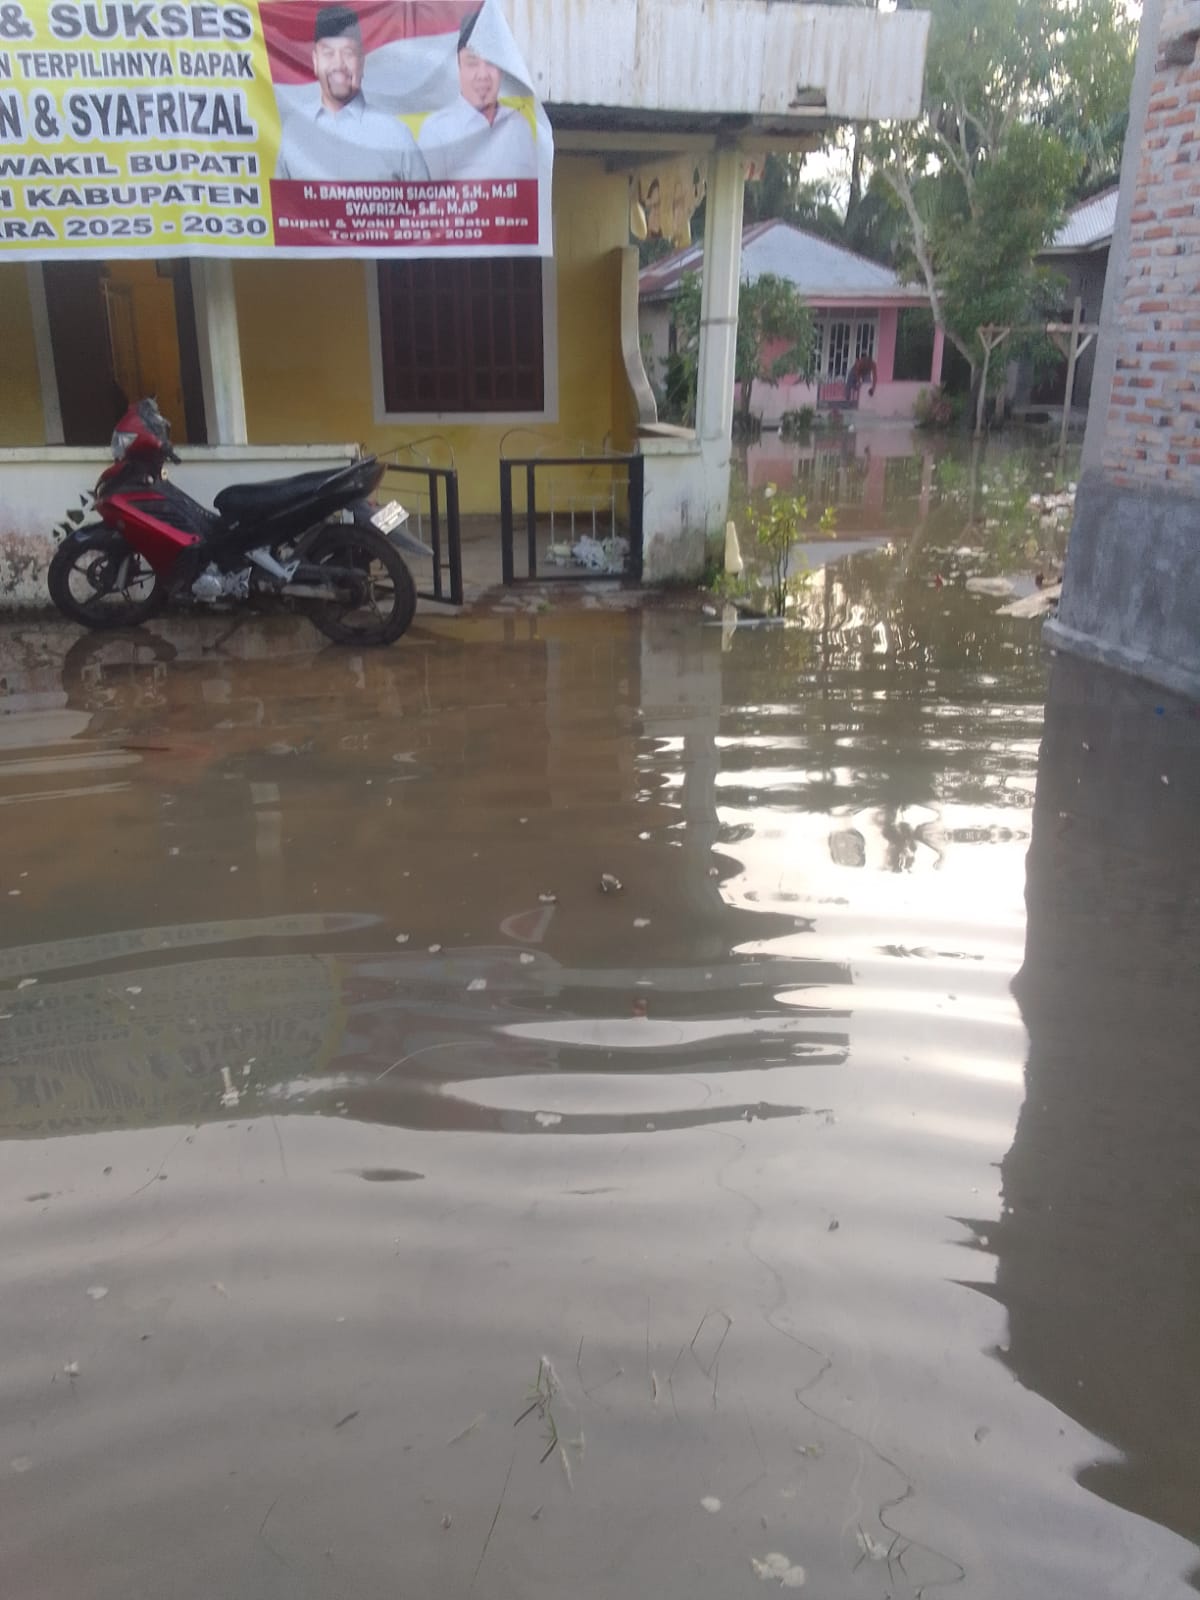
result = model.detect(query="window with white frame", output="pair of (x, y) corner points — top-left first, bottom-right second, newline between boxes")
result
(816, 314), (878, 379)
(824, 320), (852, 379)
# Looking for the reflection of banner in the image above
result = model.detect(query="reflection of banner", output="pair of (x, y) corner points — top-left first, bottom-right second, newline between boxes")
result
(0, 0), (552, 260)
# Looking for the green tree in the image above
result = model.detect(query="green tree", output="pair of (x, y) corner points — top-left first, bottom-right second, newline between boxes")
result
(871, 0), (1132, 389)
(667, 271), (815, 430)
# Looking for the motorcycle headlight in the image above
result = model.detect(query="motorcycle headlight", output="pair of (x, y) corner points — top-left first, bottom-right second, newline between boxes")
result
(111, 430), (137, 460)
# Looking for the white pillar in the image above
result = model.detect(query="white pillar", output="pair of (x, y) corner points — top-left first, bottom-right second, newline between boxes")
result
(193, 258), (248, 445)
(696, 146), (745, 536)
(25, 264), (64, 445)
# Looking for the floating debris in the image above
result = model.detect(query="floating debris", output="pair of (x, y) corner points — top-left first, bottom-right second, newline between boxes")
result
(751, 1552), (805, 1588)
(85, 1286), (108, 1302)
(855, 1529), (888, 1563)
(519, 953), (535, 965)
(600, 874), (622, 894)
(633, 918), (650, 929)
(63, 1361), (80, 1377)
(538, 893), (557, 905)
(534, 1112), (563, 1128)
(467, 978), (487, 992)
(701, 1495), (722, 1514)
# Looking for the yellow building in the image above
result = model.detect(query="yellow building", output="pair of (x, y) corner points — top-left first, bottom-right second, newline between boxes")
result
(0, 1), (930, 603)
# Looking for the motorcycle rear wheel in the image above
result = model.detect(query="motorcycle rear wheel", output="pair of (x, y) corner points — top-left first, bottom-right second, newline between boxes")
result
(304, 525), (417, 647)
(48, 525), (167, 630)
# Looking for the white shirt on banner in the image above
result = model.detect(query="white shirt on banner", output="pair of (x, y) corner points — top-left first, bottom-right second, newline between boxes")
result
(417, 98), (537, 183)
(276, 94), (428, 182)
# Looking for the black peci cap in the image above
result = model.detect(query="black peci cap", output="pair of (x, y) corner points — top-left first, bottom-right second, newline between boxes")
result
(457, 8), (482, 51)
(314, 5), (361, 44)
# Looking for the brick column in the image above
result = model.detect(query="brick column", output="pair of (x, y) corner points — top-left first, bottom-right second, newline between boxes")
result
(1049, 0), (1200, 697)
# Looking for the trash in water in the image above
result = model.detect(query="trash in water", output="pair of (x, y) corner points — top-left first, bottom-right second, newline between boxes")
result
(751, 1552), (806, 1587)
(467, 978), (487, 992)
(599, 874), (622, 894)
(63, 1361), (80, 1377)
(855, 1529), (888, 1563)
(633, 917), (650, 929)
(17, 979), (37, 989)
(534, 1111), (562, 1128)
(827, 1218), (840, 1233)
(429, 943), (443, 954)
(965, 576), (1016, 598)
(701, 1496), (722, 1513)
(85, 1286), (108, 1301)
(520, 953), (535, 965)
(219, 1067), (240, 1109)
(395, 934), (409, 945)
(538, 892), (558, 905)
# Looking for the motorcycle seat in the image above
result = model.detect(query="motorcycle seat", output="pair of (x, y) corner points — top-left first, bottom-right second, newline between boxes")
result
(214, 467), (353, 525)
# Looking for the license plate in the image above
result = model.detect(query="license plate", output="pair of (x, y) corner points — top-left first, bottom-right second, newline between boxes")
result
(371, 500), (409, 534)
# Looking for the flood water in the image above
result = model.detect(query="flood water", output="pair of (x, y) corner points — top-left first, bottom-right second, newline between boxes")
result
(2, 436), (1199, 1599)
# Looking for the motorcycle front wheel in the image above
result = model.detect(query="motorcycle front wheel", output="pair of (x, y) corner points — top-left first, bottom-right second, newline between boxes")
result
(304, 525), (417, 647)
(48, 525), (167, 630)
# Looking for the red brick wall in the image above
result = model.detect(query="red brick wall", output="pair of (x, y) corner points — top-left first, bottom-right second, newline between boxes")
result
(1102, 16), (1200, 487)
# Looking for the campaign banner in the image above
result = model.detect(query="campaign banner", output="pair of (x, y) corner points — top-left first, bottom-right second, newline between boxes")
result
(0, 0), (552, 259)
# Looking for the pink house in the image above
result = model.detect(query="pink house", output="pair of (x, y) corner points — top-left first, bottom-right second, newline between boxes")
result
(639, 219), (944, 424)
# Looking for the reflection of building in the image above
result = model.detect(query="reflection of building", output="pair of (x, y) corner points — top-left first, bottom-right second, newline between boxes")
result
(742, 425), (937, 529)
(639, 220), (943, 425)
(985, 657), (1200, 1570)
(0, 611), (847, 1138)
(0, 4), (930, 598)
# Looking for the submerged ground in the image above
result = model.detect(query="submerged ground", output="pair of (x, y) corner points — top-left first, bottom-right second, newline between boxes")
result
(2, 429), (1198, 1598)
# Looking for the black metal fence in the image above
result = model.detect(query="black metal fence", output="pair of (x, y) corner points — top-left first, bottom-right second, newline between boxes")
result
(499, 453), (644, 585)
(379, 463), (463, 605)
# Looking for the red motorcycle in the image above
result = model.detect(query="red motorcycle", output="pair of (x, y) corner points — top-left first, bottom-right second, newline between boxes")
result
(48, 398), (429, 647)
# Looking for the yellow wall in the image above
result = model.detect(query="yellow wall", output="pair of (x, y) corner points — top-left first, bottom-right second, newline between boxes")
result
(233, 156), (634, 514)
(0, 266), (45, 446)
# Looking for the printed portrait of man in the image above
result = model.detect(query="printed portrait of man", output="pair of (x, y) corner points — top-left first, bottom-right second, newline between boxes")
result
(417, 8), (536, 182)
(276, 4), (428, 181)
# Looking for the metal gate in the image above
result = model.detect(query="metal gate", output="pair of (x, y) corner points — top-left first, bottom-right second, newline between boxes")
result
(499, 453), (644, 584)
(379, 462), (463, 606)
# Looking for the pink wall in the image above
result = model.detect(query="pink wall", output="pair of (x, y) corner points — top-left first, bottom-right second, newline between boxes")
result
(743, 377), (931, 425)
(876, 306), (898, 382)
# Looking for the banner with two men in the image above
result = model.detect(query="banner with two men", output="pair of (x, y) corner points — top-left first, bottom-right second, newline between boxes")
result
(0, 0), (553, 258)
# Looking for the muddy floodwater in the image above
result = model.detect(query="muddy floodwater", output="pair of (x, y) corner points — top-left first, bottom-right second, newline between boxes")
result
(2, 437), (1199, 1599)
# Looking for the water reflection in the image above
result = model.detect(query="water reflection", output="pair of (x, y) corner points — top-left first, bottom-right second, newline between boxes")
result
(1, 489), (1198, 1598)
(994, 655), (1200, 1574)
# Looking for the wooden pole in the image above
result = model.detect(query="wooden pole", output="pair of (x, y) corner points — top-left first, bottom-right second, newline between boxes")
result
(1059, 296), (1082, 458)
(975, 345), (991, 438)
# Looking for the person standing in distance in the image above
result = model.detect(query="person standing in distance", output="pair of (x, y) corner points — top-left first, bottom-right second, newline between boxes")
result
(417, 9), (537, 182)
(276, 5), (428, 181)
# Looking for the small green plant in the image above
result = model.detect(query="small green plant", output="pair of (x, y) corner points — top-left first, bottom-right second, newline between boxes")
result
(818, 504), (837, 536)
(780, 406), (816, 439)
(747, 483), (808, 617)
(711, 570), (752, 604)
(914, 385), (958, 430)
